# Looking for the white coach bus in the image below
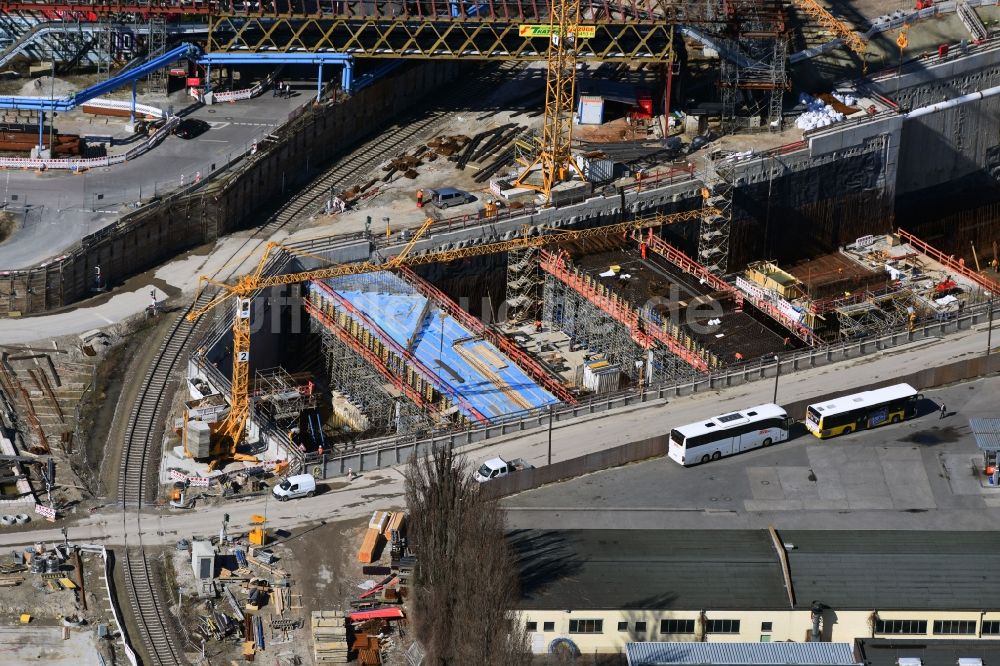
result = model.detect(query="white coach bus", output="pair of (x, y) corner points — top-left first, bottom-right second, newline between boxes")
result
(668, 403), (792, 466)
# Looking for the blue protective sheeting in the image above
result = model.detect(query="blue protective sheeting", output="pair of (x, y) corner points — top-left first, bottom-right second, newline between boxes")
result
(314, 272), (557, 420)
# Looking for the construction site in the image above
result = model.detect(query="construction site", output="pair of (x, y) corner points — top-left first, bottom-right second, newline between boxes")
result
(0, 0), (998, 664)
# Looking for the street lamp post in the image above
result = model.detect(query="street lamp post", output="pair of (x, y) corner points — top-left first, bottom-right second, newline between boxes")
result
(773, 355), (780, 404)
(987, 294), (994, 357)
(547, 405), (554, 466)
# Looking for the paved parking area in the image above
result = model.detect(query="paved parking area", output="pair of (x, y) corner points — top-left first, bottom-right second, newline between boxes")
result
(504, 376), (1000, 531)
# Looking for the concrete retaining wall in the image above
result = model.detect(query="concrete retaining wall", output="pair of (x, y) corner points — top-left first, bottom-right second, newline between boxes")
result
(0, 61), (460, 316)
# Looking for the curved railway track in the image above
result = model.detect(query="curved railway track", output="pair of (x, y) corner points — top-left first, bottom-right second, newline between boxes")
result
(113, 61), (527, 665)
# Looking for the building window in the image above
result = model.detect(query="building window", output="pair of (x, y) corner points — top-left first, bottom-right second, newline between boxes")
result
(569, 619), (603, 634)
(934, 620), (977, 635)
(618, 622), (628, 632)
(543, 622), (555, 632)
(635, 622), (647, 634)
(761, 622), (773, 632)
(526, 622), (537, 632)
(706, 619), (741, 634)
(982, 621), (1000, 635)
(760, 635), (772, 642)
(661, 619), (696, 634)
(875, 619), (928, 635)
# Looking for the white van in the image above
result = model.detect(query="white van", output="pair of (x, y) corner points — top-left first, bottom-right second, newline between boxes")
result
(272, 474), (316, 501)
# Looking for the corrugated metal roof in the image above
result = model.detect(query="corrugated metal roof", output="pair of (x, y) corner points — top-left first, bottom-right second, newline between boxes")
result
(969, 418), (1000, 452)
(625, 642), (858, 666)
(969, 418), (1000, 433)
(972, 432), (1000, 452)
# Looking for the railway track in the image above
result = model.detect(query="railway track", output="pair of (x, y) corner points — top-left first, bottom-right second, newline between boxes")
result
(112, 61), (525, 665)
(271, 61), (528, 226)
(117, 294), (208, 666)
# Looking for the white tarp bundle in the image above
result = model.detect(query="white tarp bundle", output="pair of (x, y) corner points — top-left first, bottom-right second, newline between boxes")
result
(795, 92), (845, 130)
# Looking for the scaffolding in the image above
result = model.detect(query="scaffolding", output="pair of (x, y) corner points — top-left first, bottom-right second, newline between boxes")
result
(253, 367), (316, 424)
(835, 290), (921, 340)
(538, 248), (717, 384)
(720, 0), (788, 133)
(144, 15), (167, 94)
(698, 157), (735, 276)
(318, 321), (427, 435)
(541, 274), (693, 385)
(505, 246), (542, 325)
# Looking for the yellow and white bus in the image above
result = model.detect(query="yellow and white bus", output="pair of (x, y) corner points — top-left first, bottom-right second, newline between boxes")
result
(805, 383), (922, 439)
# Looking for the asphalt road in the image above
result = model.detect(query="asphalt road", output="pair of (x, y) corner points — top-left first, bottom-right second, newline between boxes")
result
(0, 83), (310, 270)
(0, 323), (997, 549)
(503, 376), (1000, 531)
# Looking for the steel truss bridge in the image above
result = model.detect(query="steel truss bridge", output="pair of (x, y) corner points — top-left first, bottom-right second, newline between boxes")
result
(0, 1), (711, 62)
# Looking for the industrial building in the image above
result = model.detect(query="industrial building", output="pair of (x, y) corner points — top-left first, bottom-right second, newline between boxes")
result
(513, 529), (1000, 655)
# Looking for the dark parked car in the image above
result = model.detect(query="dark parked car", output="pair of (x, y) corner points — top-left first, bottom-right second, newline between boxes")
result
(173, 118), (210, 140)
(428, 187), (475, 208)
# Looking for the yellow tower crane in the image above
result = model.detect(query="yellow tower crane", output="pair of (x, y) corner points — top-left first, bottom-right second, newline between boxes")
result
(186, 209), (710, 467)
(514, 0), (589, 202)
(186, 218), (434, 468)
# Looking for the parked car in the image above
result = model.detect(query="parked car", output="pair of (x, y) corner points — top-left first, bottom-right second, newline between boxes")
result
(428, 187), (475, 208)
(173, 118), (210, 140)
(272, 473), (316, 501)
(473, 456), (533, 483)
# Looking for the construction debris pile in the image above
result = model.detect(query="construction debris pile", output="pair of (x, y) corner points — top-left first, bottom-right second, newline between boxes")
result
(176, 527), (305, 663)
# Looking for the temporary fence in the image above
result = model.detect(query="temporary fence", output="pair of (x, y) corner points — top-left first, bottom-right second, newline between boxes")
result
(0, 115), (179, 171)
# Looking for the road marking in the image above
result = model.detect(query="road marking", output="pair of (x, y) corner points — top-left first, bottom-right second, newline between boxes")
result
(198, 139), (229, 143)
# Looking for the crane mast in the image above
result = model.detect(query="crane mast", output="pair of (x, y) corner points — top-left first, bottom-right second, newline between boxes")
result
(515, 0), (587, 201)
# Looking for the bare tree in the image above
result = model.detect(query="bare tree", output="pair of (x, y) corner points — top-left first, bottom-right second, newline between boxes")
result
(404, 445), (531, 666)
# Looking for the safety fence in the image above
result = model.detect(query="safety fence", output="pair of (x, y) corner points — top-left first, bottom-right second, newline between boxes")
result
(0, 114), (178, 171)
(84, 544), (140, 666)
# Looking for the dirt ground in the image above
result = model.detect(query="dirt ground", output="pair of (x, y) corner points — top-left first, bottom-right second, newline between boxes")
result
(0, 547), (122, 665)
(163, 514), (411, 665)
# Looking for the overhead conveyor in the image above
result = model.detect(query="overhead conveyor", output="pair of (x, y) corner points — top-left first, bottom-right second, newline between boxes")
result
(0, 41), (198, 112)
(0, 41), (197, 154)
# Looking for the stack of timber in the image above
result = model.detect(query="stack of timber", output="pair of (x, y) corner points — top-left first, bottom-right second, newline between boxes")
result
(312, 610), (349, 664)
(357, 511), (389, 564)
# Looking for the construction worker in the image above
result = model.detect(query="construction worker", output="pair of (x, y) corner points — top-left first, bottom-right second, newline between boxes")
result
(416, 189), (424, 208)
(783, 336), (791, 348)
(534, 319), (543, 333)
(940, 403), (948, 419)
(734, 352), (744, 362)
